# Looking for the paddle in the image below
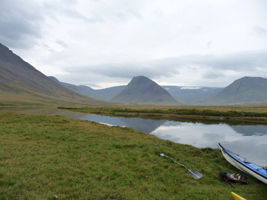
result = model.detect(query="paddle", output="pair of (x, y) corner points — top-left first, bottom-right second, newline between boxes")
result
(160, 153), (203, 179)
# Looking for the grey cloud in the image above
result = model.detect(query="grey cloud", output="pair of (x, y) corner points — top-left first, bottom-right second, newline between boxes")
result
(251, 26), (267, 38)
(0, 0), (44, 49)
(207, 41), (212, 50)
(115, 12), (133, 22)
(85, 1), (142, 22)
(114, 9), (142, 21)
(55, 40), (68, 48)
(56, 72), (128, 89)
(62, 0), (78, 5)
(61, 9), (104, 23)
(0, 0), (105, 49)
(207, 51), (267, 70)
(150, 8), (164, 18)
(42, 1), (105, 23)
(203, 72), (224, 79)
(159, 50), (267, 71)
(64, 50), (267, 81)
(66, 62), (179, 79)
(43, 0), (142, 24)
(127, 9), (142, 19)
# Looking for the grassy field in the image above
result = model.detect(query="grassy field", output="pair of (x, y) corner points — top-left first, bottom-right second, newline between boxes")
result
(0, 113), (266, 199)
(59, 106), (267, 124)
(0, 91), (114, 107)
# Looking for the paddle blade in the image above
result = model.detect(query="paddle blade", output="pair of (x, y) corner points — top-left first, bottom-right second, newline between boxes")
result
(188, 169), (203, 179)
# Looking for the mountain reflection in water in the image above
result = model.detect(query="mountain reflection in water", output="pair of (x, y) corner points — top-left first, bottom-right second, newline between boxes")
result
(79, 114), (166, 133)
(0, 107), (266, 166)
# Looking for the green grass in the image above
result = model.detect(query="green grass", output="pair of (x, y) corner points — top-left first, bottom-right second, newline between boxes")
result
(0, 113), (266, 199)
(0, 90), (114, 107)
(59, 106), (267, 124)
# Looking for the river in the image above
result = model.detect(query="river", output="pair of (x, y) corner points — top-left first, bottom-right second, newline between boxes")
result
(1, 107), (266, 166)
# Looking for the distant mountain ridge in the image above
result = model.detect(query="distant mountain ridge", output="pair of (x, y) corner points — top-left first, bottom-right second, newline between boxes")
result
(49, 76), (125, 101)
(0, 43), (103, 106)
(2, 42), (266, 106)
(49, 75), (267, 105)
(206, 77), (267, 105)
(50, 77), (223, 104)
(162, 86), (223, 104)
(110, 76), (180, 104)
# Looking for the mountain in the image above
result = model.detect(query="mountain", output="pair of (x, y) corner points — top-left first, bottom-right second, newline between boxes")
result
(206, 77), (267, 105)
(49, 76), (125, 101)
(110, 76), (180, 105)
(95, 85), (126, 100)
(0, 43), (104, 106)
(162, 86), (223, 104)
(50, 76), (222, 104)
(48, 76), (95, 97)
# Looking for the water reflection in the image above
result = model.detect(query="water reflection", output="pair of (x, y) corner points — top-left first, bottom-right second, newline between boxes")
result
(231, 125), (267, 136)
(1, 107), (266, 165)
(79, 114), (166, 133)
(150, 122), (267, 166)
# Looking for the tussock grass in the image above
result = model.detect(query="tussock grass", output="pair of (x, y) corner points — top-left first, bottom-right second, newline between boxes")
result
(0, 113), (266, 199)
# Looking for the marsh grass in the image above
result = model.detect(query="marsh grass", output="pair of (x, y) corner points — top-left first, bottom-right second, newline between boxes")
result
(0, 113), (266, 199)
(62, 106), (267, 123)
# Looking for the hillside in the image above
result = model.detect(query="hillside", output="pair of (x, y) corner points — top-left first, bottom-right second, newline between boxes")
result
(205, 76), (267, 105)
(50, 77), (224, 104)
(0, 43), (105, 106)
(110, 76), (180, 105)
(49, 76), (125, 101)
(48, 76), (95, 98)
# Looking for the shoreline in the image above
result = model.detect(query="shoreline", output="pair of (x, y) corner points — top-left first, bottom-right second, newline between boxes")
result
(59, 106), (267, 124)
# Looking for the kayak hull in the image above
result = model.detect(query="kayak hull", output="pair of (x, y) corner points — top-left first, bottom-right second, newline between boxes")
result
(218, 143), (267, 185)
(231, 192), (246, 200)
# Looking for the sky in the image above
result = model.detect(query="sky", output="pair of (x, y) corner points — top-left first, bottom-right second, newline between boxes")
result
(1, 0), (267, 89)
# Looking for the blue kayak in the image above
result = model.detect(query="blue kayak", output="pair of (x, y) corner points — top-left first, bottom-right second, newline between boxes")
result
(218, 143), (267, 184)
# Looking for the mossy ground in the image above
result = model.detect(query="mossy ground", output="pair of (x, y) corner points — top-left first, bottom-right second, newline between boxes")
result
(0, 113), (266, 199)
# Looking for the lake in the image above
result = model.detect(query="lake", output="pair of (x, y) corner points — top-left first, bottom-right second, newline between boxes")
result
(1, 107), (266, 166)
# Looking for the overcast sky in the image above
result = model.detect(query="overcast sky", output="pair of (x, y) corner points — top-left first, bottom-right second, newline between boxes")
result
(1, 0), (267, 89)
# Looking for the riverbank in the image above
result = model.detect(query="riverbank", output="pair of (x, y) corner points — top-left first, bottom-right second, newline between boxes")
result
(59, 106), (267, 124)
(0, 113), (266, 199)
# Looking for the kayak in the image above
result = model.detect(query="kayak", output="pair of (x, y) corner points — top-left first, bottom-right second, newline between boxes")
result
(218, 143), (267, 185)
(231, 192), (246, 200)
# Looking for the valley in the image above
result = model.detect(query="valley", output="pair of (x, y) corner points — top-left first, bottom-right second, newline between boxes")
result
(1, 0), (267, 198)
(1, 42), (267, 199)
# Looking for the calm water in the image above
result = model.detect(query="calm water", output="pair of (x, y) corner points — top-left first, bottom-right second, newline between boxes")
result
(1, 107), (266, 166)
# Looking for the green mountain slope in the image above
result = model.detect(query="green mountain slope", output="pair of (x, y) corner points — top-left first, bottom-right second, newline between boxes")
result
(110, 76), (181, 105)
(206, 76), (267, 105)
(0, 43), (105, 106)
